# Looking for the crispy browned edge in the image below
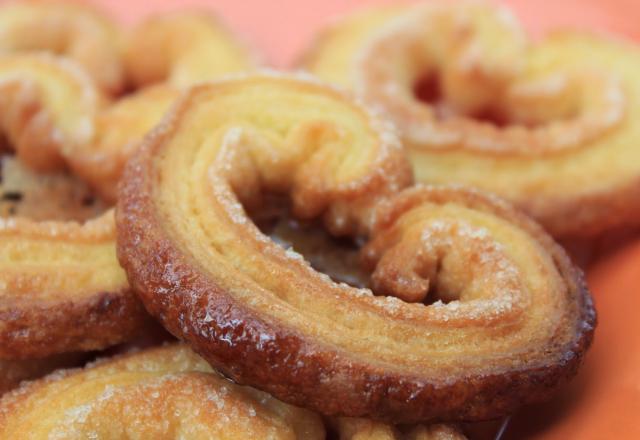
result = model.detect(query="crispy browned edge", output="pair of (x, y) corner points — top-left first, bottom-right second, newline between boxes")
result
(115, 90), (596, 424)
(0, 288), (149, 360)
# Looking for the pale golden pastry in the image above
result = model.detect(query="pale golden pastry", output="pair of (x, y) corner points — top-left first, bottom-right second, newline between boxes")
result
(74, 11), (260, 202)
(0, 9), (263, 355)
(72, 84), (181, 203)
(301, 2), (640, 238)
(125, 11), (259, 89)
(0, 344), (326, 439)
(117, 74), (594, 422)
(0, 54), (101, 172)
(0, 8), (260, 201)
(0, 1), (125, 95)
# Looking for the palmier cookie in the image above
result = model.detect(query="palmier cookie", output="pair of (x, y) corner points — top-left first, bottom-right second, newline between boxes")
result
(0, 54), (148, 360)
(0, 1), (125, 95)
(125, 11), (260, 89)
(73, 11), (260, 203)
(117, 73), (595, 423)
(300, 2), (640, 238)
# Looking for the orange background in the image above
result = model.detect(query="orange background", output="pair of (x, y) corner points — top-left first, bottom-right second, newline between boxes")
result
(94, 0), (640, 438)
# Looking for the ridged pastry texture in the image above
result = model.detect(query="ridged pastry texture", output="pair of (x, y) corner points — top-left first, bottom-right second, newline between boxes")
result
(0, 54), (148, 359)
(300, 2), (640, 238)
(117, 73), (595, 422)
(0, 344), (326, 439)
(0, 1), (125, 95)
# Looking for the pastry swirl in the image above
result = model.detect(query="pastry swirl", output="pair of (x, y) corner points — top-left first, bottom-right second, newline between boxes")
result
(75, 11), (259, 203)
(0, 4), (260, 200)
(0, 3), (260, 361)
(72, 84), (181, 203)
(0, 1), (125, 95)
(300, 2), (640, 238)
(117, 74), (595, 422)
(0, 54), (149, 359)
(0, 344), (326, 439)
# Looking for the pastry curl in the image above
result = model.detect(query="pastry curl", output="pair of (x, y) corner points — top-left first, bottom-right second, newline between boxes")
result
(0, 53), (101, 172)
(0, 1), (125, 95)
(125, 11), (260, 89)
(72, 84), (181, 203)
(74, 11), (259, 203)
(300, 2), (640, 238)
(0, 8), (259, 200)
(0, 344), (326, 439)
(0, 54), (148, 359)
(116, 74), (595, 422)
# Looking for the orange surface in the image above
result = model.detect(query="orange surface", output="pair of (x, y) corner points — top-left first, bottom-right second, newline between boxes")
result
(92, 0), (640, 437)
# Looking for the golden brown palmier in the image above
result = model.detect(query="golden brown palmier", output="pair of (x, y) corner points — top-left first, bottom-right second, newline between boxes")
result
(117, 74), (595, 423)
(74, 11), (259, 203)
(1, 4), (260, 199)
(0, 344), (326, 439)
(0, 1), (125, 95)
(0, 54), (148, 360)
(301, 2), (640, 238)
